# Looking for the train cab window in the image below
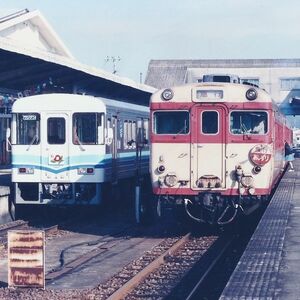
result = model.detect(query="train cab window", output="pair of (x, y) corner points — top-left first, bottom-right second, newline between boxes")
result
(16, 113), (40, 145)
(201, 111), (218, 134)
(73, 113), (104, 145)
(230, 111), (268, 135)
(48, 118), (65, 144)
(154, 111), (189, 134)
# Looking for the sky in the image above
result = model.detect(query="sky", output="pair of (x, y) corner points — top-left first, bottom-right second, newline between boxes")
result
(1, 0), (300, 83)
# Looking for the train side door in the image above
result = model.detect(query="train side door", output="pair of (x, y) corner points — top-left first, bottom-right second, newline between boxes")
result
(41, 113), (70, 181)
(191, 105), (226, 190)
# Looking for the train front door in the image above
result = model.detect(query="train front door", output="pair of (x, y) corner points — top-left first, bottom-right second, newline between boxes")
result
(191, 105), (226, 190)
(41, 113), (70, 181)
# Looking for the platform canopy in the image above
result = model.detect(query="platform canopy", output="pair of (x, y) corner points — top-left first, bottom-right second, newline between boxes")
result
(0, 9), (155, 106)
(280, 94), (300, 116)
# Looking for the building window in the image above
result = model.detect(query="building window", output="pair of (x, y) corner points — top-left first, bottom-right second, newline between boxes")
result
(241, 78), (259, 86)
(280, 78), (300, 91)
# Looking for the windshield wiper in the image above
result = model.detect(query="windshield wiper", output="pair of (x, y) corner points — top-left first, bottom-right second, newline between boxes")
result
(175, 120), (188, 135)
(26, 135), (38, 151)
(240, 123), (248, 134)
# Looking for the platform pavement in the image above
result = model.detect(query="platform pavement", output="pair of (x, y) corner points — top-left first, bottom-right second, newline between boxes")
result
(220, 159), (300, 299)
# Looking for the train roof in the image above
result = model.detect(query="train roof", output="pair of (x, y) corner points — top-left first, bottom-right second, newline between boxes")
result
(151, 82), (273, 104)
(99, 97), (149, 113)
(12, 93), (149, 113)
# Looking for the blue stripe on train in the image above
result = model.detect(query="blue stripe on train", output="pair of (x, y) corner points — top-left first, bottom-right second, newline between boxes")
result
(12, 153), (149, 174)
(12, 152), (149, 164)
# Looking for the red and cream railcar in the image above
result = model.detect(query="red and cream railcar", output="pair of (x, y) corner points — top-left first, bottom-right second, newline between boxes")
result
(150, 82), (291, 225)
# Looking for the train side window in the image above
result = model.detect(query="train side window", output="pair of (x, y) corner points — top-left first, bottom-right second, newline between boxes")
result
(132, 121), (137, 148)
(137, 118), (143, 145)
(124, 120), (136, 149)
(117, 118), (122, 149)
(16, 113), (40, 145)
(143, 119), (149, 145)
(48, 117), (65, 144)
(107, 118), (111, 129)
(201, 111), (218, 134)
(127, 121), (132, 148)
(123, 120), (129, 149)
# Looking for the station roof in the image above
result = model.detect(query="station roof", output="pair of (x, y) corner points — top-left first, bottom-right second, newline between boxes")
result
(280, 94), (300, 116)
(0, 9), (155, 106)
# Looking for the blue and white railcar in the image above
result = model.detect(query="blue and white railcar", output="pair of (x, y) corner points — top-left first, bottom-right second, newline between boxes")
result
(9, 93), (149, 205)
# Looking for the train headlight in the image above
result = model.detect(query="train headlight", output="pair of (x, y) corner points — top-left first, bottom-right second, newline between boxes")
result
(157, 165), (165, 173)
(164, 173), (178, 187)
(161, 89), (174, 101)
(246, 88), (257, 101)
(253, 166), (261, 174)
(241, 175), (254, 188)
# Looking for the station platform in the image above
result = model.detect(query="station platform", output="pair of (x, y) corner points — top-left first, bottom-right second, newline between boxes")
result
(220, 159), (300, 299)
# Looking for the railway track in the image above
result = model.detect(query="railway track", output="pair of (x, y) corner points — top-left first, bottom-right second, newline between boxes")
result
(0, 220), (30, 244)
(179, 236), (235, 300)
(0, 216), (255, 300)
(86, 232), (221, 300)
(106, 233), (192, 300)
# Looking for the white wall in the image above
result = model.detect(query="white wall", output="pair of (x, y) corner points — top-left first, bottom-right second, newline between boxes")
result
(186, 67), (300, 104)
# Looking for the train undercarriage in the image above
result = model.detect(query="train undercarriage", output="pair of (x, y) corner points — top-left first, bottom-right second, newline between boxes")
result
(155, 193), (269, 226)
(15, 182), (100, 205)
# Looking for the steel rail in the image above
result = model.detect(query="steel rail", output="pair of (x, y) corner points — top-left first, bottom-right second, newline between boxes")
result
(107, 232), (191, 300)
(184, 235), (236, 300)
(0, 220), (28, 233)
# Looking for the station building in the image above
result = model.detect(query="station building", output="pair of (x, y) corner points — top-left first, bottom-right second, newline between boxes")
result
(145, 59), (300, 124)
(145, 59), (300, 104)
(0, 9), (154, 167)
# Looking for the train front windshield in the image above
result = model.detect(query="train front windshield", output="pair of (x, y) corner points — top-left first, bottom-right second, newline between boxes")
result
(15, 113), (40, 145)
(153, 111), (189, 134)
(230, 111), (268, 134)
(73, 113), (104, 144)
